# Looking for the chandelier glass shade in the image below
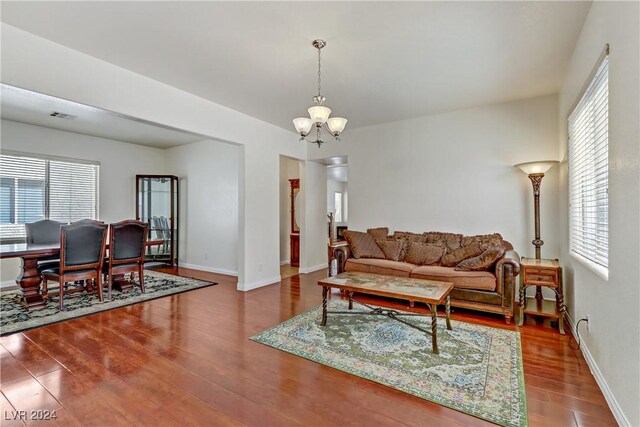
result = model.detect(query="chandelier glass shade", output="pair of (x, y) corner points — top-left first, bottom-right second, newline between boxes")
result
(293, 39), (347, 147)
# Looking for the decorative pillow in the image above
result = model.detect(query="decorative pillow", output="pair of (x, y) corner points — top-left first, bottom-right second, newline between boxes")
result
(461, 233), (504, 251)
(454, 246), (506, 271)
(425, 231), (463, 253)
(367, 227), (389, 240)
(441, 242), (483, 267)
(392, 231), (427, 243)
(376, 240), (404, 261)
(343, 230), (386, 259)
(404, 242), (445, 266)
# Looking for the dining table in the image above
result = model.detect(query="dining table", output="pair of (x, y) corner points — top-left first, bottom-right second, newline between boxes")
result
(0, 239), (164, 309)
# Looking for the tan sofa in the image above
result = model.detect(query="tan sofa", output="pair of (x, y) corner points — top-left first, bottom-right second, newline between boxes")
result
(334, 234), (521, 323)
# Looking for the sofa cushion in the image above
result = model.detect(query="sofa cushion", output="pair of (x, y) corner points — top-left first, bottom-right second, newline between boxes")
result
(344, 230), (385, 259)
(376, 239), (404, 261)
(441, 242), (484, 267)
(404, 242), (444, 266)
(461, 233), (504, 250)
(410, 265), (496, 291)
(346, 258), (415, 277)
(455, 246), (506, 271)
(367, 227), (389, 240)
(392, 231), (427, 243)
(424, 232), (463, 253)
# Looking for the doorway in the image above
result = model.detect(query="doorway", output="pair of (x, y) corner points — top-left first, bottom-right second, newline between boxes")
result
(279, 155), (302, 279)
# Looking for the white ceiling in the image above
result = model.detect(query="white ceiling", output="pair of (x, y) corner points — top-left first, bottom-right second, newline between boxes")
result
(1, 84), (204, 148)
(0, 1), (591, 131)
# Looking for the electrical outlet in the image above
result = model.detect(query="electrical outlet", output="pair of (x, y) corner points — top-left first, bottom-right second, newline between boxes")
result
(585, 314), (590, 332)
(258, 263), (263, 272)
(204, 253), (209, 260)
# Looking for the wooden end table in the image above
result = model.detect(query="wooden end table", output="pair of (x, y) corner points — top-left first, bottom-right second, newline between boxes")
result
(317, 272), (454, 354)
(517, 257), (565, 334)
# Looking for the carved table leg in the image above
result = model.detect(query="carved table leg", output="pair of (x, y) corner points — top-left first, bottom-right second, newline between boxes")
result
(111, 273), (133, 292)
(17, 257), (45, 309)
(348, 291), (353, 310)
(517, 283), (527, 327)
(555, 292), (566, 335)
(430, 303), (439, 354)
(445, 295), (452, 330)
(321, 286), (328, 326)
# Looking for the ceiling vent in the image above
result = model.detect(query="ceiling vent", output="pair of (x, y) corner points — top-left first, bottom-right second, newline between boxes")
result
(50, 111), (77, 119)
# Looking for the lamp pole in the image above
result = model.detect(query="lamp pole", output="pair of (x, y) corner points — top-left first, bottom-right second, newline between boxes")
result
(528, 173), (545, 260)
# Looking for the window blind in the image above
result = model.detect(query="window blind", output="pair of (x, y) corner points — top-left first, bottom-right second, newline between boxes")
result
(0, 153), (99, 242)
(568, 55), (608, 269)
(49, 160), (99, 223)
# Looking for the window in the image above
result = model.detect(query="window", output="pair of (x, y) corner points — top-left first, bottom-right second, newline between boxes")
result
(568, 54), (608, 272)
(0, 152), (99, 242)
(334, 192), (343, 223)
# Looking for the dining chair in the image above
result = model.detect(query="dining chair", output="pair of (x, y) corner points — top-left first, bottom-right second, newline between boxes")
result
(104, 220), (148, 299)
(25, 219), (64, 273)
(72, 219), (105, 224)
(41, 221), (108, 310)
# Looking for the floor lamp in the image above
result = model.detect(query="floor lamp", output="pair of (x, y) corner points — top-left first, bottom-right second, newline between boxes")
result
(514, 160), (559, 260)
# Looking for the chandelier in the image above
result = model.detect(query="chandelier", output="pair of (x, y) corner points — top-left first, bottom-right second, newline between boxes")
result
(293, 39), (348, 147)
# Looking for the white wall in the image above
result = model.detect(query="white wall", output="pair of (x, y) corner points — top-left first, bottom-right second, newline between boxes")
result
(1, 23), (307, 291)
(299, 161), (328, 273)
(558, 2), (639, 425)
(309, 94), (560, 260)
(0, 119), (166, 282)
(165, 139), (241, 275)
(279, 156), (300, 264)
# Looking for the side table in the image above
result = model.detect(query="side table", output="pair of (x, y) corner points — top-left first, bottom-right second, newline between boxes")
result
(517, 258), (566, 334)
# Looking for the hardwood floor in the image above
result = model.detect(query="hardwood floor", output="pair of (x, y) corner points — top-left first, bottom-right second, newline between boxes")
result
(1, 267), (616, 426)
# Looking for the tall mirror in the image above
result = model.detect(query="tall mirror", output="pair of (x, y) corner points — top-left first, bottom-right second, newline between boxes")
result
(289, 179), (300, 267)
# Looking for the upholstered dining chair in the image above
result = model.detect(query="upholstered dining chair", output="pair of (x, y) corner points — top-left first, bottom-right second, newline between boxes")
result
(72, 219), (105, 225)
(104, 220), (148, 299)
(41, 221), (108, 310)
(25, 219), (64, 273)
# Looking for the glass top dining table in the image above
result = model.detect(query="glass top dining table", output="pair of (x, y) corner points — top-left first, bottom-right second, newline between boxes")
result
(0, 239), (163, 309)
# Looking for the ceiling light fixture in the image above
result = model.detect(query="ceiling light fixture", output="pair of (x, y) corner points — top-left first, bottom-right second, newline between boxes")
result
(293, 39), (347, 148)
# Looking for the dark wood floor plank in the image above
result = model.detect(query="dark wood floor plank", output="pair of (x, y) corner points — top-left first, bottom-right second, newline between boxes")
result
(0, 267), (617, 426)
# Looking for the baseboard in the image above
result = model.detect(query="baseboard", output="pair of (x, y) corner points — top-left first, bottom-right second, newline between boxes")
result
(299, 263), (327, 274)
(238, 275), (281, 292)
(566, 314), (631, 426)
(0, 280), (17, 291)
(179, 262), (238, 277)
(280, 259), (290, 266)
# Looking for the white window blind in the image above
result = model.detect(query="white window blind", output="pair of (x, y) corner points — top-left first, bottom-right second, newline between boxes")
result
(0, 153), (99, 242)
(568, 55), (608, 270)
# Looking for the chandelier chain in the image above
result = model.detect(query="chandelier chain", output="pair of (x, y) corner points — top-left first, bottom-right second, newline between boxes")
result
(317, 47), (322, 97)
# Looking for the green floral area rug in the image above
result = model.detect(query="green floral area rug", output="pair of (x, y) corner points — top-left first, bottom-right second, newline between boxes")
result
(252, 299), (527, 427)
(1, 270), (216, 336)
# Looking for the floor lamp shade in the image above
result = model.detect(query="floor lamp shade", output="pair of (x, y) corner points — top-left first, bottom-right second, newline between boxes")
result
(515, 160), (559, 259)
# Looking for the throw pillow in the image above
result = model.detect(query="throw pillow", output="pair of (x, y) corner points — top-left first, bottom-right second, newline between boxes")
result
(440, 242), (484, 267)
(392, 231), (427, 243)
(404, 242), (445, 266)
(425, 231), (463, 253)
(344, 230), (386, 259)
(367, 227), (389, 240)
(376, 240), (404, 261)
(461, 233), (504, 250)
(454, 246), (506, 271)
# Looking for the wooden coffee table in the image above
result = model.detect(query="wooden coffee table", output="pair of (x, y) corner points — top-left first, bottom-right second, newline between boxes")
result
(317, 272), (454, 354)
